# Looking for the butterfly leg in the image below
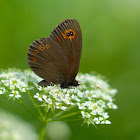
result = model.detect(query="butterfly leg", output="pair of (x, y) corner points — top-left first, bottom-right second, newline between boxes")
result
(71, 79), (79, 87)
(38, 80), (51, 87)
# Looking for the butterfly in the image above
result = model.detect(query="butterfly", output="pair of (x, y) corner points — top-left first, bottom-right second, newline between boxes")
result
(28, 19), (82, 88)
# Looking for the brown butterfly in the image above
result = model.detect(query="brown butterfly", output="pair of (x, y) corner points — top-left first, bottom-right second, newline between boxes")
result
(28, 19), (82, 88)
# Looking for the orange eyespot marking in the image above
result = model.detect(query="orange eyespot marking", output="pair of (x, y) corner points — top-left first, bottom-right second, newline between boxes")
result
(32, 57), (37, 62)
(34, 50), (39, 54)
(63, 29), (76, 41)
(45, 44), (50, 49)
(39, 45), (45, 50)
(61, 33), (67, 40)
(56, 36), (62, 43)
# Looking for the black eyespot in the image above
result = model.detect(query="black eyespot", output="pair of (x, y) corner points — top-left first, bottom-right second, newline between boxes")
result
(67, 33), (70, 37)
(70, 31), (73, 36)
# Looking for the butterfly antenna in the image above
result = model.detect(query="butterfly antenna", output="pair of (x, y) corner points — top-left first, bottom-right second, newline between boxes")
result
(92, 85), (101, 89)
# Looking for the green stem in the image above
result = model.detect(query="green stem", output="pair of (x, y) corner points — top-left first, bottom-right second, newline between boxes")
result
(58, 111), (81, 119)
(17, 99), (41, 121)
(50, 105), (77, 120)
(50, 118), (83, 122)
(39, 120), (48, 140)
(48, 111), (81, 122)
(44, 107), (48, 118)
(28, 91), (44, 119)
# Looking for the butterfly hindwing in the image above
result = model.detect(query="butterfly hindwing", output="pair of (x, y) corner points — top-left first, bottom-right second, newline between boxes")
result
(28, 37), (64, 84)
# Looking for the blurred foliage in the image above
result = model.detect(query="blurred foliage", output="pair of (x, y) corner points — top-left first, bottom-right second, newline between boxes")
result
(0, 0), (140, 140)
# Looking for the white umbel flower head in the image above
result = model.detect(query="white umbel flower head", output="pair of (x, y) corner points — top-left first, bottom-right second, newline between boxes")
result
(0, 69), (118, 126)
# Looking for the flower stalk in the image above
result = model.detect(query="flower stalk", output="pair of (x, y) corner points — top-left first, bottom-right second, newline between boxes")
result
(39, 120), (48, 140)
(28, 91), (44, 119)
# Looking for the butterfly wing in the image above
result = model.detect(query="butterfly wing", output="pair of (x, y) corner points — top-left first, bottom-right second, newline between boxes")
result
(28, 19), (82, 87)
(49, 19), (82, 84)
(28, 37), (67, 85)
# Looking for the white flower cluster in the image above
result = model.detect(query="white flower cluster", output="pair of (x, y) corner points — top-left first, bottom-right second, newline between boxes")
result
(0, 110), (38, 140)
(0, 69), (118, 125)
(0, 69), (31, 99)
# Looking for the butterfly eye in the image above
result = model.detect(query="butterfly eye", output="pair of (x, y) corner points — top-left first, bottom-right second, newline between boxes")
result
(66, 33), (70, 37)
(70, 31), (73, 36)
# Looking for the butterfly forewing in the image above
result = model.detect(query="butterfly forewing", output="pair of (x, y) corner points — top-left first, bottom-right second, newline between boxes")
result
(50, 19), (82, 81)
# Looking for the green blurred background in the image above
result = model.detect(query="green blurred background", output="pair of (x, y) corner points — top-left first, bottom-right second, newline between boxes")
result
(0, 0), (140, 140)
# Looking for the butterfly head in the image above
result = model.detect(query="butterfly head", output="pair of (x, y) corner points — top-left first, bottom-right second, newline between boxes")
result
(60, 79), (79, 88)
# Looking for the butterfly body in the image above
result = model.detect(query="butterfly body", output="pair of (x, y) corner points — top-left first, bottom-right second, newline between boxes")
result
(28, 19), (82, 88)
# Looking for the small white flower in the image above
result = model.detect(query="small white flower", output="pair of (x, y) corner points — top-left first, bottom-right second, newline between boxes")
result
(19, 81), (28, 87)
(77, 90), (84, 98)
(93, 90), (102, 98)
(0, 91), (4, 94)
(49, 88), (60, 95)
(102, 112), (109, 119)
(91, 94), (98, 98)
(88, 102), (98, 110)
(45, 98), (52, 105)
(101, 94), (113, 102)
(34, 93), (46, 101)
(107, 102), (118, 109)
(101, 119), (111, 124)
(81, 111), (91, 118)
(9, 91), (21, 99)
(93, 117), (100, 124)
(84, 90), (92, 100)
(96, 108), (104, 115)
(99, 117), (103, 121)
(55, 102), (67, 111)
(37, 86), (43, 91)
(99, 117), (111, 124)
(11, 78), (20, 85)
(0, 88), (6, 94)
(60, 106), (67, 111)
(71, 94), (80, 101)
(109, 89), (117, 95)
(0, 90), (5, 94)
(10, 85), (15, 90)
(105, 120), (111, 124)
(77, 103), (86, 110)
(20, 88), (26, 92)
(63, 98), (75, 105)
(97, 100), (106, 108)
(91, 110), (97, 115)
(4, 82), (9, 86)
